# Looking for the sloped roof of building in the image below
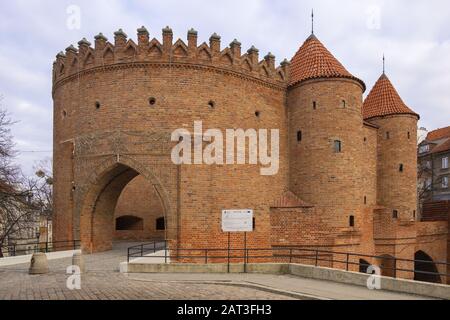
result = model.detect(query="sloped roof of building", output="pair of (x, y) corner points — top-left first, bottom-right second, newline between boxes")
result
(430, 139), (450, 154)
(427, 126), (450, 141)
(420, 126), (450, 154)
(363, 73), (419, 120)
(289, 34), (365, 90)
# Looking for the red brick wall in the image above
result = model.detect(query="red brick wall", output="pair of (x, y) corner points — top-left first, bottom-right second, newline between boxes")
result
(369, 115), (418, 221)
(52, 28), (288, 252)
(287, 78), (366, 242)
(52, 141), (74, 246)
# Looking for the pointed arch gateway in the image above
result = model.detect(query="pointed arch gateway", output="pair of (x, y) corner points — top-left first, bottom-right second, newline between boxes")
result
(414, 251), (441, 284)
(76, 156), (173, 253)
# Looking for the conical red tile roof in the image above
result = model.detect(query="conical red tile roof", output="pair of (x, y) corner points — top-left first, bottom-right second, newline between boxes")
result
(289, 34), (365, 89)
(363, 73), (419, 120)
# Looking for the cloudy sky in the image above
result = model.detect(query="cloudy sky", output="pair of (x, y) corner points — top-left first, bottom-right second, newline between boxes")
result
(0, 0), (449, 175)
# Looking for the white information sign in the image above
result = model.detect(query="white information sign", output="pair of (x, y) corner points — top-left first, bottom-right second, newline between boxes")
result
(222, 209), (253, 232)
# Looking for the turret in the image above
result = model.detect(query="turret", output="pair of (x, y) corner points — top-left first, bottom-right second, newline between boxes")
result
(287, 33), (366, 232)
(363, 72), (420, 220)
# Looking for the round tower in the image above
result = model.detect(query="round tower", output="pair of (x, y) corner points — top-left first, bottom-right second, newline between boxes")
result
(363, 72), (420, 220)
(287, 34), (366, 234)
(51, 26), (288, 252)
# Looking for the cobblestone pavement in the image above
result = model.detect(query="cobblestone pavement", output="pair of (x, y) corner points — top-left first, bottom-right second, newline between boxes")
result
(0, 242), (294, 300)
(0, 242), (436, 300)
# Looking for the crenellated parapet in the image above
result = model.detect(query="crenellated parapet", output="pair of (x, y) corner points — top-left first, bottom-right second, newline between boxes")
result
(52, 26), (289, 89)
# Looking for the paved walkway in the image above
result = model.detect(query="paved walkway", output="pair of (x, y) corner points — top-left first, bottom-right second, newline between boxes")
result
(0, 242), (436, 300)
(128, 273), (432, 300)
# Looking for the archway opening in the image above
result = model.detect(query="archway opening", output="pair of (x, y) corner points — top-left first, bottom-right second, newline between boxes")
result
(359, 259), (371, 274)
(114, 175), (166, 242)
(414, 251), (441, 284)
(378, 255), (396, 278)
(79, 163), (168, 253)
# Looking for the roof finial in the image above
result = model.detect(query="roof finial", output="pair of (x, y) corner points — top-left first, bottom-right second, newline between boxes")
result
(311, 9), (314, 34)
(382, 53), (385, 74)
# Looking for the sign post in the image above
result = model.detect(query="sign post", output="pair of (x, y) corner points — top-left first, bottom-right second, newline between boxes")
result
(222, 210), (253, 273)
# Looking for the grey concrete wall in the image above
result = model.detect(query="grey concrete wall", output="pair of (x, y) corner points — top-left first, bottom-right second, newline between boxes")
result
(288, 264), (450, 300)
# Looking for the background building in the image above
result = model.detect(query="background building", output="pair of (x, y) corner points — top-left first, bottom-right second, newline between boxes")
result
(418, 126), (450, 203)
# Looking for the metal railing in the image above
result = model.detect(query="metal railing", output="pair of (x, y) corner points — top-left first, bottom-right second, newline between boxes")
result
(127, 240), (168, 263)
(127, 244), (450, 284)
(0, 239), (81, 257)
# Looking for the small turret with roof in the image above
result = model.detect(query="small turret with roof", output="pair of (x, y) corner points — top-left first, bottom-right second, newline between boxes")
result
(288, 33), (365, 90)
(363, 56), (419, 221)
(363, 60), (419, 120)
(288, 11), (365, 90)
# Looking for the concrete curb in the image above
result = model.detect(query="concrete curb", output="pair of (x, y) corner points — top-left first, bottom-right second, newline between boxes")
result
(123, 262), (450, 300)
(125, 275), (326, 300)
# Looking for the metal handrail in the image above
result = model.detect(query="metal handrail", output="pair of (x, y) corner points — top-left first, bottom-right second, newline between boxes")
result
(1, 240), (81, 257)
(126, 244), (450, 283)
(127, 240), (167, 262)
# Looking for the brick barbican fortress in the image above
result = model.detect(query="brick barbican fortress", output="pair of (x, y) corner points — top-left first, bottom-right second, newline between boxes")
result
(51, 26), (449, 283)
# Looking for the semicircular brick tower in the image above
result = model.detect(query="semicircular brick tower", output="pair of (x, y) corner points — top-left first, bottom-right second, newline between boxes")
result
(52, 26), (289, 252)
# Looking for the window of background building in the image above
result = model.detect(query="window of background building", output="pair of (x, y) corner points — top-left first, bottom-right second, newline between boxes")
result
(419, 145), (430, 154)
(443, 176), (449, 189)
(442, 157), (449, 169)
(297, 130), (302, 142)
(425, 178), (432, 189)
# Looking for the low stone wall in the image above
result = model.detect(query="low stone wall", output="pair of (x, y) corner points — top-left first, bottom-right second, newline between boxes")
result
(124, 262), (450, 300)
(288, 264), (450, 300)
(0, 250), (81, 267)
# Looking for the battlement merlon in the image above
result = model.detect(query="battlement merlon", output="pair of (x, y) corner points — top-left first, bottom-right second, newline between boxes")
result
(52, 26), (289, 86)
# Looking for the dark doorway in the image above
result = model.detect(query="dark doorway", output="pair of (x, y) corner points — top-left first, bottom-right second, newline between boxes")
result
(156, 217), (166, 231)
(414, 251), (441, 284)
(359, 259), (371, 274)
(379, 255), (396, 278)
(116, 216), (144, 231)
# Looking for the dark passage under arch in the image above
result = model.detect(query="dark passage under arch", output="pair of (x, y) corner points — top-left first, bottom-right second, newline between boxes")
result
(359, 259), (371, 274)
(414, 251), (441, 284)
(116, 215), (144, 231)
